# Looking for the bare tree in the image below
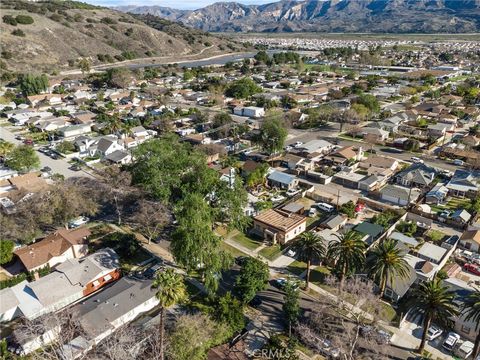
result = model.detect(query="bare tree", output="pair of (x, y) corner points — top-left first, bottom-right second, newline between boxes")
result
(129, 199), (171, 244)
(295, 276), (391, 360)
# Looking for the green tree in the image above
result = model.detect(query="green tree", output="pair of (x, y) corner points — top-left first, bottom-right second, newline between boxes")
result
(339, 200), (356, 219)
(152, 268), (186, 360)
(259, 115), (287, 154)
(225, 77), (261, 99)
(410, 279), (458, 353)
(15, 15), (34, 25)
(77, 58), (91, 74)
(366, 239), (409, 297)
(327, 231), (366, 284)
(18, 73), (48, 95)
(235, 257), (269, 303)
(283, 281), (300, 337)
(254, 50), (270, 64)
(461, 290), (480, 358)
(5, 145), (40, 172)
(0, 240), (14, 265)
(216, 292), (245, 332)
(356, 94), (380, 113)
(212, 112), (232, 129)
(55, 140), (75, 154)
(290, 231), (325, 288)
(0, 140), (14, 159)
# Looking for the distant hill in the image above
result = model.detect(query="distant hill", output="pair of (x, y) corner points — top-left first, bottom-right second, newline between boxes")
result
(117, 0), (480, 33)
(0, 0), (238, 73)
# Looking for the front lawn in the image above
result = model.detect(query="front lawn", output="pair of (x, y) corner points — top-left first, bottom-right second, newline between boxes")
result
(258, 244), (282, 260)
(287, 260), (307, 276)
(231, 231), (262, 251)
(430, 197), (472, 214)
(220, 242), (249, 258)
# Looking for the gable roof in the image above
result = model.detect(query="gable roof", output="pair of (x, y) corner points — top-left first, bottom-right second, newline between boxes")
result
(267, 171), (296, 185)
(395, 163), (436, 186)
(460, 230), (480, 245)
(14, 227), (91, 271)
(446, 169), (480, 193)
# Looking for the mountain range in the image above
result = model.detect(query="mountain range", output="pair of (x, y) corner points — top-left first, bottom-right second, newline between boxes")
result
(0, 0), (237, 73)
(117, 0), (480, 33)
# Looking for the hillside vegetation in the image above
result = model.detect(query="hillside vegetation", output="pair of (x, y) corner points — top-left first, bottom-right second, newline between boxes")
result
(0, 0), (240, 74)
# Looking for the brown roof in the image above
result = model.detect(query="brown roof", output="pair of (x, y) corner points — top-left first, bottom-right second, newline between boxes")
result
(334, 146), (357, 160)
(7, 172), (46, 192)
(254, 209), (306, 232)
(419, 261), (434, 274)
(461, 230), (480, 245)
(242, 160), (261, 173)
(360, 155), (397, 169)
(14, 227), (91, 271)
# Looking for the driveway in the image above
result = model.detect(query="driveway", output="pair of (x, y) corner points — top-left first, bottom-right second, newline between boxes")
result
(0, 126), (93, 179)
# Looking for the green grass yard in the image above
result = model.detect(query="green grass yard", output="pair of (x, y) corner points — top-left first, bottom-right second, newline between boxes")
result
(258, 244), (282, 260)
(429, 197), (471, 214)
(231, 231), (262, 251)
(220, 242), (249, 258)
(287, 260), (307, 276)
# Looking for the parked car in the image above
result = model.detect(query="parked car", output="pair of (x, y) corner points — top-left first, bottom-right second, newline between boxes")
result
(69, 164), (81, 171)
(293, 141), (303, 148)
(426, 324), (443, 341)
(411, 156), (423, 164)
(454, 340), (474, 359)
(442, 332), (460, 352)
(355, 203), (365, 213)
(317, 202), (334, 213)
(439, 210), (452, 218)
(271, 195), (286, 203)
(286, 188), (300, 197)
(308, 207), (317, 217)
(464, 263), (480, 276)
(453, 159), (464, 166)
(272, 278), (298, 290)
(40, 166), (52, 173)
(286, 249), (296, 257)
(68, 216), (89, 228)
(50, 153), (59, 160)
(284, 145), (293, 152)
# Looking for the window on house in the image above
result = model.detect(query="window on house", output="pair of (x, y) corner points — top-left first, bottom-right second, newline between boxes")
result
(104, 274), (112, 281)
(92, 280), (100, 287)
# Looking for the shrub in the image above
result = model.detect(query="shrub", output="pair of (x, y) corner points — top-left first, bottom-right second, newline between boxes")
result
(11, 29), (25, 37)
(0, 273), (27, 290)
(1, 51), (12, 59)
(2, 15), (17, 26)
(49, 13), (62, 22)
(15, 15), (34, 24)
(100, 17), (117, 25)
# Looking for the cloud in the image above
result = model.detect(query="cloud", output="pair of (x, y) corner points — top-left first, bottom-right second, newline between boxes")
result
(85, 0), (275, 10)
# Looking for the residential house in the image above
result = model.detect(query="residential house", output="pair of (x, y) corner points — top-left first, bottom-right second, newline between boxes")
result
(0, 248), (119, 323)
(252, 209), (306, 245)
(27, 94), (63, 107)
(105, 150), (132, 165)
(380, 184), (421, 206)
(95, 137), (124, 157)
(354, 222), (384, 246)
(320, 214), (347, 232)
(295, 139), (335, 159)
(427, 123), (453, 137)
(354, 127), (389, 142)
(446, 169), (480, 198)
(425, 183), (449, 204)
(359, 156), (399, 172)
(451, 209), (472, 225)
(394, 163), (436, 189)
(459, 229), (480, 253)
(267, 171), (298, 190)
(281, 154), (304, 171)
(377, 113), (409, 132)
(72, 111), (96, 125)
(325, 146), (362, 165)
(233, 106), (265, 118)
(59, 277), (159, 359)
(14, 227), (91, 272)
(0, 172), (47, 195)
(58, 124), (92, 138)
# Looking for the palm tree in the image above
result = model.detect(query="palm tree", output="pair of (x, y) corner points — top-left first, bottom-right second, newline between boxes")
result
(290, 231), (326, 288)
(152, 268), (186, 360)
(327, 231), (366, 285)
(0, 141), (14, 160)
(461, 290), (480, 358)
(410, 279), (458, 354)
(366, 238), (410, 298)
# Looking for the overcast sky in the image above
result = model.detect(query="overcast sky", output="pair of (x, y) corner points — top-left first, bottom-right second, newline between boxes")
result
(86, 0), (275, 10)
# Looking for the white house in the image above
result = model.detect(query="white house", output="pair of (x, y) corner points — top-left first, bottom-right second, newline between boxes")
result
(234, 106), (265, 118)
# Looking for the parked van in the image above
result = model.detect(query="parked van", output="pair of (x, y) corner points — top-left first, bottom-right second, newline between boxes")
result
(454, 340), (474, 359)
(317, 202), (334, 213)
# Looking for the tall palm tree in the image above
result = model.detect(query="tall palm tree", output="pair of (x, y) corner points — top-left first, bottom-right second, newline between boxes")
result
(327, 231), (366, 284)
(366, 238), (410, 298)
(461, 290), (480, 358)
(290, 231), (326, 288)
(152, 268), (186, 360)
(410, 279), (458, 354)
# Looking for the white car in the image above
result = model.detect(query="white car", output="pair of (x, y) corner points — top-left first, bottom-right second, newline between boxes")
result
(411, 156), (423, 163)
(293, 141), (303, 148)
(286, 188), (300, 197)
(286, 249), (296, 257)
(442, 332), (460, 351)
(284, 145), (293, 152)
(270, 195), (286, 203)
(68, 216), (89, 228)
(308, 207), (317, 217)
(427, 325), (443, 341)
(453, 159), (464, 166)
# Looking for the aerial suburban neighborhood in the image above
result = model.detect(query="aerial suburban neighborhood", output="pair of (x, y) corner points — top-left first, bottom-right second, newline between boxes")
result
(0, 1), (480, 360)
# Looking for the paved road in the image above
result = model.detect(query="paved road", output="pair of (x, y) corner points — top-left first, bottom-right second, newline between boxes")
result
(0, 126), (93, 179)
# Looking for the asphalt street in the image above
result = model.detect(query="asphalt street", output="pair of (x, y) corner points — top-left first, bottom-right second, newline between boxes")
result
(0, 126), (93, 178)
